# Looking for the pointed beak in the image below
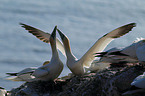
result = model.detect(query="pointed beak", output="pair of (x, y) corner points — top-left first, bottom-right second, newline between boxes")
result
(57, 29), (65, 40)
(51, 26), (57, 40)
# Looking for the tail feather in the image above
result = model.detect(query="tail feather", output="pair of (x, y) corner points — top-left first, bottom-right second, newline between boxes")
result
(95, 52), (108, 55)
(108, 51), (129, 56)
(6, 71), (34, 76)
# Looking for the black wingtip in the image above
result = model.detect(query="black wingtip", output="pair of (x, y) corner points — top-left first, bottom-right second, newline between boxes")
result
(6, 73), (18, 76)
(95, 52), (108, 55)
(19, 22), (26, 26)
(54, 25), (57, 29)
(19, 23), (28, 28)
(108, 51), (129, 56)
(19, 22), (23, 25)
(129, 23), (136, 27)
(110, 22), (137, 38)
(0, 87), (5, 89)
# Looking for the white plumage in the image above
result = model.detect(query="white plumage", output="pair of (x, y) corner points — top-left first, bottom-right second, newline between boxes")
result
(6, 67), (36, 81)
(57, 23), (136, 75)
(19, 23), (135, 76)
(31, 26), (64, 81)
(95, 37), (145, 65)
(6, 61), (50, 82)
(6, 26), (64, 81)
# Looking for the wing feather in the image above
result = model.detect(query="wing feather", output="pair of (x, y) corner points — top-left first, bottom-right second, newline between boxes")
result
(20, 23), (66, 57)
(32, 68), (49, 78)
(79, 23), (136, 67)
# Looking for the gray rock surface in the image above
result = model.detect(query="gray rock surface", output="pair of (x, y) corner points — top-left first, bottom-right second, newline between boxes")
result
(10, 65), (145, 96)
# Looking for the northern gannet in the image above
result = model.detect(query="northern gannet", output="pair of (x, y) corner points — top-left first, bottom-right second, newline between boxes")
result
(6, 61), (50, 81)
(20, 23), (66, 57)
(0, 87), (7, 96)
(91, 47), (138, 72)
(57, 23), (136, 76)
(95, 47), (138, 64)
(86, 48), (123, 72)
(31, 26), (64, 81)
(7, 26), (64, 81)
(95, 37), (145, 65)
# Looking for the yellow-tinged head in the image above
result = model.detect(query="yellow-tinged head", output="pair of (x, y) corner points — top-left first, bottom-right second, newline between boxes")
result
(57, 29), (70, 47)
(43, 61), (50, 66)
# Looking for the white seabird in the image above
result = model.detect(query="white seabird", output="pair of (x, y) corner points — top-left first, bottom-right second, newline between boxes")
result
(87, 47), (122, 72)
(95, 37), (145, 65)
(7, 26), (64, 81)
(95, 47), (138, 64)
(31, 26), (64, 81)
(20, 23), (66, 57)
(57, 23), (136, 76)
(6, 61), (50, 82)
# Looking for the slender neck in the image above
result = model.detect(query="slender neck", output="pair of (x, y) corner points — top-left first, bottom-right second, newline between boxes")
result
(50, 40), (59, 58)
(63, 40), (77, 60)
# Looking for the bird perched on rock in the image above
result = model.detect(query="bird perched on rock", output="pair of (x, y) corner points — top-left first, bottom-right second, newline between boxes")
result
(7, 26), (64, 81)
(57, 23), (136, 76)
(95, 37), (145, 66)
(31, 26), (64, 81)
(6, 61), (50, 82)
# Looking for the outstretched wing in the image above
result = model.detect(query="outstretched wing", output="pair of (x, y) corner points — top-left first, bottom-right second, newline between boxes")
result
(79, 23), (136, 67)
(20, 23), (66, 57)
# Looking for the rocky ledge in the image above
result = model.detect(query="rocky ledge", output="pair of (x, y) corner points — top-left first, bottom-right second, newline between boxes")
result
(10, 65), (145, 96)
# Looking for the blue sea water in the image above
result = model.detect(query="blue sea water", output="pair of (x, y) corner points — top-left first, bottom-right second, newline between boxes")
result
(0, 0), (145, 90)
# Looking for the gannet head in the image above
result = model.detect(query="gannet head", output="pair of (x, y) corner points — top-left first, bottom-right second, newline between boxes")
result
(43, 61), (50, 66)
